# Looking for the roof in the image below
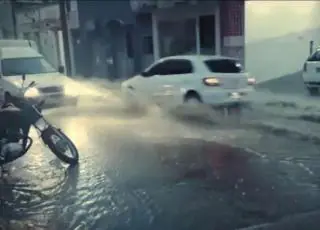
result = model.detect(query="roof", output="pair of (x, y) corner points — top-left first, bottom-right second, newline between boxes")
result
(159, 55), (239, 62)
(1, 47), (42, 59)
(0, 39), (37, 48)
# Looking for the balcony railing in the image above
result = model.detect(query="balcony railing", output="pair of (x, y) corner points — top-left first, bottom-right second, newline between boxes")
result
(130, 0), (199, 12)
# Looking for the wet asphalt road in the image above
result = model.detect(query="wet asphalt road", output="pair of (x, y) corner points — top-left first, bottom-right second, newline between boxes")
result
(2, 96), (320, 230)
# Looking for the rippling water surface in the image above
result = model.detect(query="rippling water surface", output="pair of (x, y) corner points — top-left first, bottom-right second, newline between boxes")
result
(2, 95), (320, 230)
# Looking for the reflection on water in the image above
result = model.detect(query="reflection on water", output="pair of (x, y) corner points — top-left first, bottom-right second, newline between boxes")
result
(0, 164), (79, 228)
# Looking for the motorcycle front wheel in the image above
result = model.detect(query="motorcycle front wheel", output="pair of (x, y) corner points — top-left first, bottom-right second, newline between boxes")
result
(41, 126), (79, 165)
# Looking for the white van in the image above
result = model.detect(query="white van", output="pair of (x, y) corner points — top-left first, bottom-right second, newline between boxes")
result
(0, 40), (79, 107)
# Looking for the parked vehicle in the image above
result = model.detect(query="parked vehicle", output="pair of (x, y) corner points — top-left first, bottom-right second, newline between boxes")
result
(0, 74), (79, 168)
(302, 48), (320, 95)
(121, 55), (255, 111)
(0, 39), (79, 108)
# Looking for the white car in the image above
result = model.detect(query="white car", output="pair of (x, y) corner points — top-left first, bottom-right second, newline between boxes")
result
(302, 48), (320, 95)
(0, 40), (79, 107)
(121, 55), (255, 110)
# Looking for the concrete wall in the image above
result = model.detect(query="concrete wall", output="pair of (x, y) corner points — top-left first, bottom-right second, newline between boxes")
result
(15, 5), (62, 69)
(245, 1), (320, 83)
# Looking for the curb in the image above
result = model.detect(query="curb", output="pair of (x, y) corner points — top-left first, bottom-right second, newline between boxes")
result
(237, 209), (320, 230)
(246, 121), (320, 144)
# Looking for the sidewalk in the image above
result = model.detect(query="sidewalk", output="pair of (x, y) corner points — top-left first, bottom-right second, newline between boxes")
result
(75, 77), (121, 92)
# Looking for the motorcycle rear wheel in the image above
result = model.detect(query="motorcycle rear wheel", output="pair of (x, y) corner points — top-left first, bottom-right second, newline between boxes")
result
(42, 127), (79, 165)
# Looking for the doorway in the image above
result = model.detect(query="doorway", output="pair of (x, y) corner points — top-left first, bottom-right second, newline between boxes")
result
(199, 15), (215, 55)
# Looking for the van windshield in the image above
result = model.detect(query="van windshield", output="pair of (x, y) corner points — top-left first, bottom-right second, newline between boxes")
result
(1, 57), (57, 76)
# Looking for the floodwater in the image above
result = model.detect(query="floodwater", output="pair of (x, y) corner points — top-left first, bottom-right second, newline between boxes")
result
(1, 89), (320, 230)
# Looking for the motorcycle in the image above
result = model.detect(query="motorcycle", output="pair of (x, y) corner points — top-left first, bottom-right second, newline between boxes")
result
(0, 74), (79, 168)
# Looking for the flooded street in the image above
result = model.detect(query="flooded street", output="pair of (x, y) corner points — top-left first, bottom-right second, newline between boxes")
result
(2, 95), (320, 230)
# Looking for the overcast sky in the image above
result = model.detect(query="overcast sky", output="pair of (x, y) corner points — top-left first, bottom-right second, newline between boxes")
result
(245, 1), (320, 42)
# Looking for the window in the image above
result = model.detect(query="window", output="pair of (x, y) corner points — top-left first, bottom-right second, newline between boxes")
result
(2, 57), (56, 76)
(307, 50), (320, 62)
(143, 59), (193, 77)
(204, 59), (243, 73)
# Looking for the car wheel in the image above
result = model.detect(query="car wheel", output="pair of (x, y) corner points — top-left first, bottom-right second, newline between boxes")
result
(184, 93), (202, 105)
(307, 87), (319, 96)
(123, 100), (146, 114)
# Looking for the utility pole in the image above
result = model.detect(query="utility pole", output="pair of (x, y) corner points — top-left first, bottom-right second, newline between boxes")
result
(59, 0), (72, 76)
(10, 0), (18, 38)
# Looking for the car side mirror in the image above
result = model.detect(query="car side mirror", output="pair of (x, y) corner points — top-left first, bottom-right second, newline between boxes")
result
(58, 65), (65, 74)
(22, 74), (26, 81)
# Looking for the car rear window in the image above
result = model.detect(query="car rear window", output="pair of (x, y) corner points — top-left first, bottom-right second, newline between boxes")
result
(204, 59), (243, 73)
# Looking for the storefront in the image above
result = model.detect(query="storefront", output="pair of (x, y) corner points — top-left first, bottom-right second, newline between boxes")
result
(150, 1), (245, 64)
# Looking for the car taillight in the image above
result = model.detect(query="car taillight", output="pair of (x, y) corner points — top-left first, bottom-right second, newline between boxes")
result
(247, 77), (256, 85)
(303, 62), (307, 72)
(203, 77), (220, 86)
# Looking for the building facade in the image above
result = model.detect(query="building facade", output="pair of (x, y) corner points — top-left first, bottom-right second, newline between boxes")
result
(5, 0), (245, 81)
(14, 3), (64, 70)
(73, 0), (151, 80)
(132, 0), (245, 63)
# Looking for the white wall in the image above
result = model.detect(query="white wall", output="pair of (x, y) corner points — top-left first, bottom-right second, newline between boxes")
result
(245, 1), (320, 82)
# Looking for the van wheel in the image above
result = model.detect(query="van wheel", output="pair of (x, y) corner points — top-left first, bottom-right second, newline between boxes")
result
(307, 87), (319, 96)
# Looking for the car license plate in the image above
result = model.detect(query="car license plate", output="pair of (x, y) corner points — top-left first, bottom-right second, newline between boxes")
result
(230, 92), (240, 99)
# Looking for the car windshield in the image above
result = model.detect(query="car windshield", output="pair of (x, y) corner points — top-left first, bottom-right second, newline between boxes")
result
(204, 59), (243, 73)
(1, 57), (56, 76)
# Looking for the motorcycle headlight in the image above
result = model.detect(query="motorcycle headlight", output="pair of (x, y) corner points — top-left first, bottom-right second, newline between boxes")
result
(24, 87), (40, 98)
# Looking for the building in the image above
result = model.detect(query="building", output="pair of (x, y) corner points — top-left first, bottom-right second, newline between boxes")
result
(14, 2), (66, 71)
(73, 0), (151, 80)
(4, 0), (319, 86)
(133, 0), (245, 62)
(5, 0), (245, 82)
